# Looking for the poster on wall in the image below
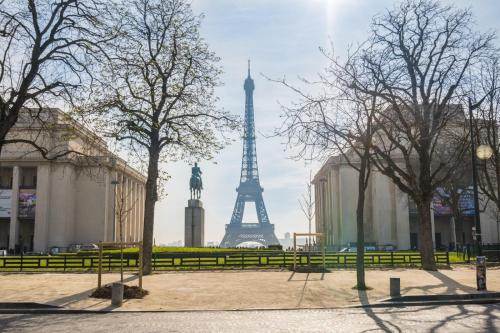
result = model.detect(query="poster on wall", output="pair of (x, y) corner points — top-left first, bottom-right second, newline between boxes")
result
(18, 189), (36, 219)
(458, 189), (475, 216)
(432, 187), (476, 217)
(433, 189), (453, 216)
(0, 189), (11, 218)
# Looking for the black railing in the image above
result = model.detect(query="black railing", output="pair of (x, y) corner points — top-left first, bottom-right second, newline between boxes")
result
(0, 251), (451, 272)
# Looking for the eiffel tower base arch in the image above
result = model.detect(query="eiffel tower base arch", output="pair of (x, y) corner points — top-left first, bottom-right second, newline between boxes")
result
(220, 223), (280, 248)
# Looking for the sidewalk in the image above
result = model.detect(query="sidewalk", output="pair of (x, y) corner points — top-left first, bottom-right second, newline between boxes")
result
(0, 265), (498, 311)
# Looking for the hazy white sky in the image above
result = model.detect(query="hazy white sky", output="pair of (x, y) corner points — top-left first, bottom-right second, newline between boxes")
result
(153, 0), (500, 245)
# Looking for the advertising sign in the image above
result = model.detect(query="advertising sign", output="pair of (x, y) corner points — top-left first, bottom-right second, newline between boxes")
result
(0, 189), (11, 218)
(433, 187), (475, 217)
(18, 189), (36, 219)
(432, 190), (453, 216)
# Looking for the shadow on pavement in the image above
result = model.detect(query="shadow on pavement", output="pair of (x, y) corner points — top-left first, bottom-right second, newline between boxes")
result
(400, 269), (477, 297)
(47, 274), (139, 308)
(358, 289), (402, 333)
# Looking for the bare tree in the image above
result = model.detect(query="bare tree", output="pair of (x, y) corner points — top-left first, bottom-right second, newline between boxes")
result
(114, 170), (138, 283)
(272, 50), (379, 289)
(0, 0), (110, 157)
(298, 171), (314, 259)
(84, 0), (238, 274)
(345, 0), (494, 270)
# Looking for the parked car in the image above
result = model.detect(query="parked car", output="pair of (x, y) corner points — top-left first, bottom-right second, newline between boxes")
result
(382, 244), (395, 252)
(340, 245), (377, 253)
(49, 247), (61, 255)
(339, 247), (357, 253)
(68, 244), (81, 253)
(23, 251), (48, 256)
(79, 243), (99, 251)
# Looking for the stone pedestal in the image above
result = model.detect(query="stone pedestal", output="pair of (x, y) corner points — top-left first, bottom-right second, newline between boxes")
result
(185, 199), (204, 247)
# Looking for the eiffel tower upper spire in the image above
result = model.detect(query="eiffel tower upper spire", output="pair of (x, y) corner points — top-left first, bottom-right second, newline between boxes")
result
(241, 59), (258, 183)
(244, 59), (254, 92)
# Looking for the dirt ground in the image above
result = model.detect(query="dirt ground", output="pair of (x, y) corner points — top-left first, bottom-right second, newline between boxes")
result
(0, 265), (498, 311)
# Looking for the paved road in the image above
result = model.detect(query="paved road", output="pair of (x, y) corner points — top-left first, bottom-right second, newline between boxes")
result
(0, 304), (499, 332)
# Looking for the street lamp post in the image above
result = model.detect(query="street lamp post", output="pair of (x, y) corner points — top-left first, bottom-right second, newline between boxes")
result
(468, 106), (484, 256)
(468, 105), (493, 291)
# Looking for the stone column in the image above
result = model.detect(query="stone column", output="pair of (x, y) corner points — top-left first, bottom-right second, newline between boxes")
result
(139, 185), (144, 239)
(104, 168), (110, 242)
(114, 173), (122, 242)
(130, 181), (136, 241)
(185, 199), (204, 247)
(134, 182), (140, 241)
(125, 177), (130, 242)
(8, 166), (20, 251)
(34, 164), (51, 252)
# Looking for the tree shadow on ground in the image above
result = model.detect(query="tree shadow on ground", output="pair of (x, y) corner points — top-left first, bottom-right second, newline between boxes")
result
(47, 274), (139, 308)
(398, 303), (500, 333)
(400, 269), (477, 296)
(357, 289), (403, 333)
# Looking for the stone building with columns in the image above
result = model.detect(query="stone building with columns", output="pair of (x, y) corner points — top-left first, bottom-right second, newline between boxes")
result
(313, 154), (500, 251)
(0, 108), (146, 253)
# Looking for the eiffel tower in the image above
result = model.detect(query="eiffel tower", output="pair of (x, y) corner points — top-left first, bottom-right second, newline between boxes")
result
(221, 61), (280, 248)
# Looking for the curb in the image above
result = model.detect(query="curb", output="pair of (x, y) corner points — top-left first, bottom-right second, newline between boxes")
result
(351, 298), (500, 308)
(0, 298), (499, 314)
(383, 292), (500, 302)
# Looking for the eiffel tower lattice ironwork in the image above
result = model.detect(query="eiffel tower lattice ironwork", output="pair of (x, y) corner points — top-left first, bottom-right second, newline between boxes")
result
(220, 61), (279, 248)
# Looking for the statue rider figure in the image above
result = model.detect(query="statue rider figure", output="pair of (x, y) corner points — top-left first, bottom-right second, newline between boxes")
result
(190, 162), (203, 199)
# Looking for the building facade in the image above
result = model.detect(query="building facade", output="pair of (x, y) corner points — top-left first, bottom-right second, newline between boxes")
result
(313, 153), (500, 251)
(0, 109), (146, 253)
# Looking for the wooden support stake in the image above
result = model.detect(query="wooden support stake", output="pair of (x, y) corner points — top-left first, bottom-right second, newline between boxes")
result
(293, 233), (297, 271)
(98, 242), (103, 289)
(138, 241), (143, 289)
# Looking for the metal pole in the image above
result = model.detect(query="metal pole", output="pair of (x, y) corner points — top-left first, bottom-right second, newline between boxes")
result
(468, 104), (483, 256)
(293, 233), (297, 271)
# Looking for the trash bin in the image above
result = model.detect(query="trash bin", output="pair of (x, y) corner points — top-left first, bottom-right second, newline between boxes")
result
(111, 282), (124, 306)
(476, 256), (487, 291)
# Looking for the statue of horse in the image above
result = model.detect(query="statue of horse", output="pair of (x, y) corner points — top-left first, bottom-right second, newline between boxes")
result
(190, 175), (202, 200)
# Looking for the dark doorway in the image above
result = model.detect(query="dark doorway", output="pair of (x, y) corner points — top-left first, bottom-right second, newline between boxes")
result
(435, 233), (442, 249)
(410, 233), (418, 250)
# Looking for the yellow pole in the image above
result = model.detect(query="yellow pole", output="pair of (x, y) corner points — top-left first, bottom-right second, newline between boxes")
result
(322, 237), (326, 270)
(293, 233), (297, 271)
(138, 241), (143, 289)
(98, 242), (103, 289)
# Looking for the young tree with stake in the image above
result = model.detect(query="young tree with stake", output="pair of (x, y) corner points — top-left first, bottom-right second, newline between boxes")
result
(85, 0), (238, 274)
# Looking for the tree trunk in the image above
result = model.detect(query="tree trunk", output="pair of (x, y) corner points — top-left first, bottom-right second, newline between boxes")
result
(416, 198), (437, 270)
(142, 147), (160, 275)
(355, 156), (368, 290)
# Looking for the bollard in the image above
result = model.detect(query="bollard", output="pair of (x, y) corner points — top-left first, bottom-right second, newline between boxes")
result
(390, 277), (400, 298)
(111, 282), (124, 307)
(476, 256), (487, 291)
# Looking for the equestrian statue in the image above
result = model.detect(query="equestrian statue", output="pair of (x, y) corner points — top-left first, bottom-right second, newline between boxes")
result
(189, 162), (203, 200)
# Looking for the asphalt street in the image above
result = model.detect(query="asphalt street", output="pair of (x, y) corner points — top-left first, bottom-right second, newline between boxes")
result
(0, 304), (499, 332)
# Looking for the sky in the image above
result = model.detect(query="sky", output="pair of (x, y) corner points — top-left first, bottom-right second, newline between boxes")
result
(153, 0), (500, 245)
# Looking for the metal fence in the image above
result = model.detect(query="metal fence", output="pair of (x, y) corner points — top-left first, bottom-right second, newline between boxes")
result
(0, 251), (450, 272)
